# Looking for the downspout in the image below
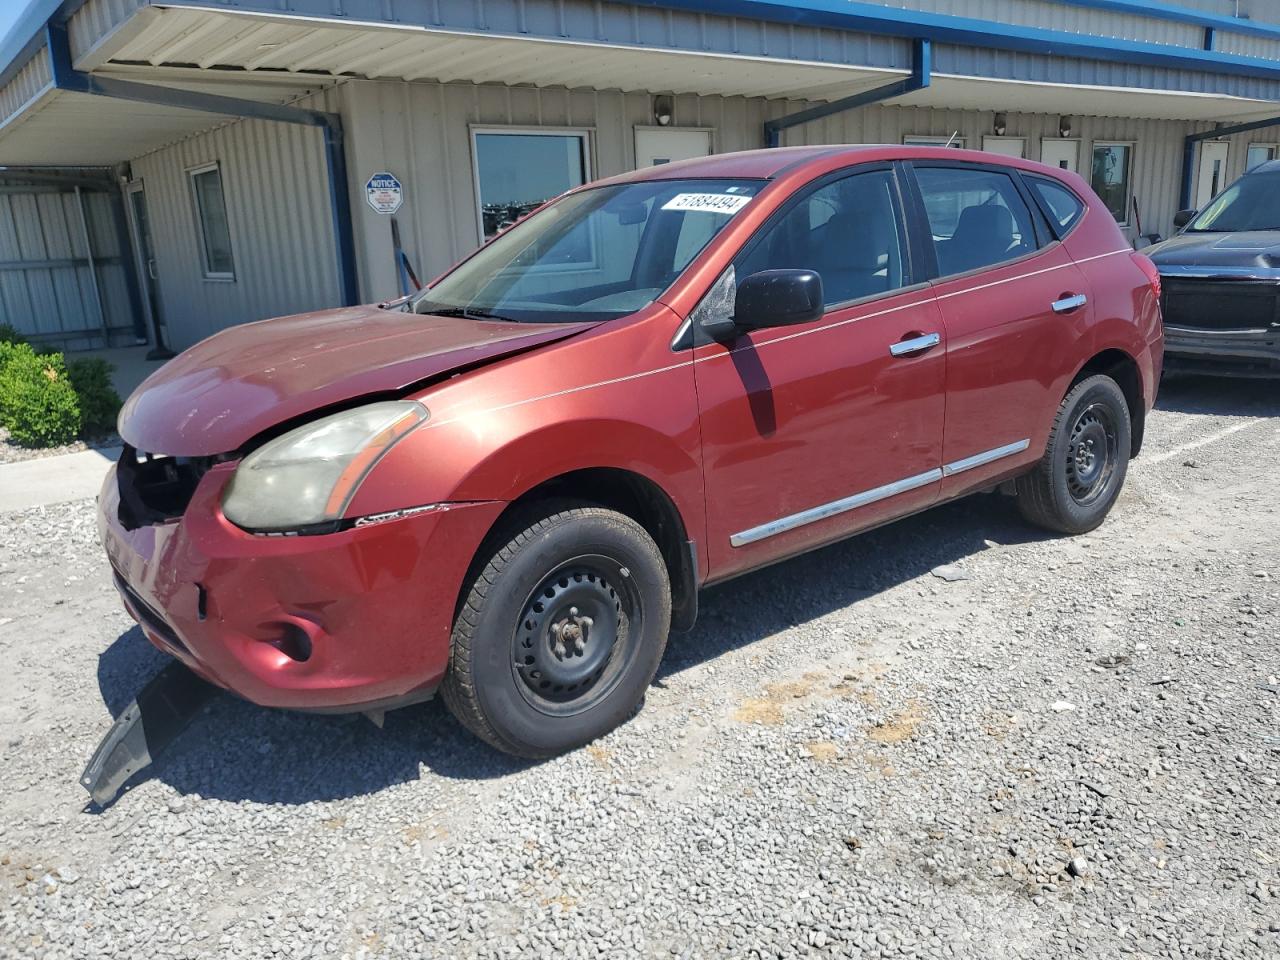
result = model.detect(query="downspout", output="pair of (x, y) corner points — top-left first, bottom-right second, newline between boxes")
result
(44, 21), (360, 310)
(764, 39), (931, 147)
(1180, 114), (1280, 212)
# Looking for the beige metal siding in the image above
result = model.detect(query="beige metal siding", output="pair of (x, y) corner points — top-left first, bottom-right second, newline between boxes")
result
(130, 113), (340, 350)
(69, 0), (150, 63)
(0, 46), (52, 132)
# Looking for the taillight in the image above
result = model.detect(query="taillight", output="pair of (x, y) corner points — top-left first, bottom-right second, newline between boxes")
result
(1131, 252), (1161, 300)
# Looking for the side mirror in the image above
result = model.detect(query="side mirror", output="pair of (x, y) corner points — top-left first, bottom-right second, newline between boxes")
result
(732, 269), (824, 333)
(1173, 209), (1197, 229)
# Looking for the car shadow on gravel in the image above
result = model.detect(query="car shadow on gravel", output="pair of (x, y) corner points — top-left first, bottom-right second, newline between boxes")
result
(94, 492), (1043, 806)
(1155, 373), (1280, 417)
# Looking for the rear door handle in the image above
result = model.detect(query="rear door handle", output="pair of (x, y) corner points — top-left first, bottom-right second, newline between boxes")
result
(889, 332), (941, 357)
(1052, 293), (1088, 313)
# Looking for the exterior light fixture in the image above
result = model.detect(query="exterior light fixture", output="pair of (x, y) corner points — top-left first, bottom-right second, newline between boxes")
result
(653, 95), (674, 126)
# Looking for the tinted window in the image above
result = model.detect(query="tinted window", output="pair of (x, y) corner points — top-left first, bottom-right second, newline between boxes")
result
(1090, 144), (1131, 224)
(1029, 177), (1085, 234)
(1188, 171), (1280, 232)
(914, 167), (1038, 275)
(189, 164), (234, 279)
(734, 170), (907, 307)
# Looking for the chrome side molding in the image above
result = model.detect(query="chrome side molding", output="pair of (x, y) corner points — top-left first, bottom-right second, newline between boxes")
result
(943, 438), (1030, 477)
(729, 439), (1031, 547)
(729, 468), (942, 547)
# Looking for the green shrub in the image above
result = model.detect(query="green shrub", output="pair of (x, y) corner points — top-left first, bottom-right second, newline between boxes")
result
(0, 323), (26, 345)
(66, 356), (121, 436)
(0, 342), (80, 446)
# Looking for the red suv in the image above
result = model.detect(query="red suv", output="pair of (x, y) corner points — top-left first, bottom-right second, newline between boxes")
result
(100, 146), (1163, 757)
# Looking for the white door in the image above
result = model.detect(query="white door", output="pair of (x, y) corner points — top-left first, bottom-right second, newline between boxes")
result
(982, 136), (1026, 158)
(634, 128), (712, 167)
(1040, 139), (1080, 172)
(1195, 141), (1230, 209)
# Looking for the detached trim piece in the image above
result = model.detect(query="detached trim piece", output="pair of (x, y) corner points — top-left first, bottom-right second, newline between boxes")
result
(44, 21), (360, 308)
(729, 439), (1030, 547)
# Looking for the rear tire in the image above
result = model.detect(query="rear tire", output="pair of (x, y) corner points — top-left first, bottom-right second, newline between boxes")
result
(441, 502), (671, 758)
(1016, 374), (1132, 535)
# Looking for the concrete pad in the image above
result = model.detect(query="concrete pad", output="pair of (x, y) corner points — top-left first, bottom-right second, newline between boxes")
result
(0, 446), (121, 513)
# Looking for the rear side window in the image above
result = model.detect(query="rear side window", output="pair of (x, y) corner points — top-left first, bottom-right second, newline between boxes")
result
(733, 169), (908, 307)
(913, 166), (1039, 276)
(1027, 176), (1086, 235)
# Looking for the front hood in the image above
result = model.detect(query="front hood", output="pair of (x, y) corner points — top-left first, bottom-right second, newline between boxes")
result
(1147, 231), (1280, 273)
(120, 304), (593, 456)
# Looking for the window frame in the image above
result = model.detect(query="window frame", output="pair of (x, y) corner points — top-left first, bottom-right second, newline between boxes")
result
(468, 125), (594, 250)
(1021, 172), (1088, 242)
(900, 159), (1055, 282)
(186, 161), (235, 282)
(1246, 143), (1279, 172)
(1089, 141), (1134, 227)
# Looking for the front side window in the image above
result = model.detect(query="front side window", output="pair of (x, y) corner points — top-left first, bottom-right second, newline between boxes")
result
(732, 170), (907, 307)
(1188, 171), (1280, 232)
(416, 178), (763, 323)
(472, 130), (590, 249)
(1090, 143), (1132, 224)
(913, 166), (1038, 276)
(189, 163), (234, 279)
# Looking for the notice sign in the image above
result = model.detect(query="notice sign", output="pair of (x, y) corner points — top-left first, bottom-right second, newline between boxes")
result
(661, 192), (752, 215)
(366, 172), (403, 214)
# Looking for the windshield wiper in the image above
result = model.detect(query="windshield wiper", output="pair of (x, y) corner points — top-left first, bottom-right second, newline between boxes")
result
(421, 306), (516, 322)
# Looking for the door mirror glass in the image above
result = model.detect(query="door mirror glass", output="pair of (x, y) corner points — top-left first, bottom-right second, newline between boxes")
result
(1173, 208), (1197, 229)
(733, 269), (824, 332)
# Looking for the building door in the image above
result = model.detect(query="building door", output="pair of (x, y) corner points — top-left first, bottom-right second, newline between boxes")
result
(1195, 141), (1230, 209)
(1040, 139), (1080, 172)
(982, 136), (1026, 158)
(634, 128), (712, 167)
(126, 181), (169, 355)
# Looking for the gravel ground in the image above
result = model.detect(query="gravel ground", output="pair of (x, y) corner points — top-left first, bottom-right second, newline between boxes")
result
(1, 375), (1277, 960)
(0, 427), (122, 465)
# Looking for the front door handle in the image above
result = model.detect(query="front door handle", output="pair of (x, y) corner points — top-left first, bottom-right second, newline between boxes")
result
(1052, 293), (1088, 313)
(889, 332), (941, 357)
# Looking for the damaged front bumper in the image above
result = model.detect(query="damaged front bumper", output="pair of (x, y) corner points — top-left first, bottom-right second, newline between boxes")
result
(98, 460), (504, 712)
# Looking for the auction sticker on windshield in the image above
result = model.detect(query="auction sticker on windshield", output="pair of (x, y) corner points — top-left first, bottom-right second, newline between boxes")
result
(662, 193), (753, 215)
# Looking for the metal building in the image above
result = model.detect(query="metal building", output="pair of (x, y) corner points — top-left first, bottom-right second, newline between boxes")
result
(1, 0), (1278, 351)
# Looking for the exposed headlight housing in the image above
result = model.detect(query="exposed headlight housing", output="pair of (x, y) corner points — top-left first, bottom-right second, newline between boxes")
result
(222, 401), (428, 532)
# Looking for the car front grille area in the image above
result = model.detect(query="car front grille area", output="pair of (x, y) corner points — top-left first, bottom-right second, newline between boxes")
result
(116, 446), (215, 530)
(1161, 279), (1280, 332)
(112, 569), (188, 654)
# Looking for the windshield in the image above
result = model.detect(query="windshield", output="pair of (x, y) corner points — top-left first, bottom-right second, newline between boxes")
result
(414, 178), (764, 323)
(1188, 172), (1280, 232)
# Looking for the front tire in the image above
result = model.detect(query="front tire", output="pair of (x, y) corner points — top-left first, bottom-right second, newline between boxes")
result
(441, 502), (671, 758)
(1015, 374), (1132, 535)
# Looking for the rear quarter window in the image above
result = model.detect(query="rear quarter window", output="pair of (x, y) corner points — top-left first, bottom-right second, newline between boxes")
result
(1028, 177), (1086, 236)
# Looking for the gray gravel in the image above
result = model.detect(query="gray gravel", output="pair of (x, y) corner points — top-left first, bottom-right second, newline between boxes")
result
(1, 375), (1278, 959)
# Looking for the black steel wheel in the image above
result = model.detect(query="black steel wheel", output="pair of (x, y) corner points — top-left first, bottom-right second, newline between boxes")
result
(1016, 374), (1132, 535)
(441, 502), (671, 758)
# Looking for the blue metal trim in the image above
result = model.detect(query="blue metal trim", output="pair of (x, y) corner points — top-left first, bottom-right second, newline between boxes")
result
(44, 21), (360, 308)
(1052, 1), (1280, 43)
(632, 0), (1280, 81)
(0, 0), (88, 92)
(764, 37), (930, 147)
(1179, 114), (1280, 210)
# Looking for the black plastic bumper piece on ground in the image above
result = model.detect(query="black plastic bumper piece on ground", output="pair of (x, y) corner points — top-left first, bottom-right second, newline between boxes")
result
(80, 661), (218, 806)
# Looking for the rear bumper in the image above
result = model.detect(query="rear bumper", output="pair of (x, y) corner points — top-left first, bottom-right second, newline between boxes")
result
(98, 461), (504, 712)
(1163, 325), (1280, 377)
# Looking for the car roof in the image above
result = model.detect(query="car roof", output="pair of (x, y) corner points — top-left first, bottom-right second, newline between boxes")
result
(1248, 159), (1280, 175)
(592, 144), (1067, 187)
